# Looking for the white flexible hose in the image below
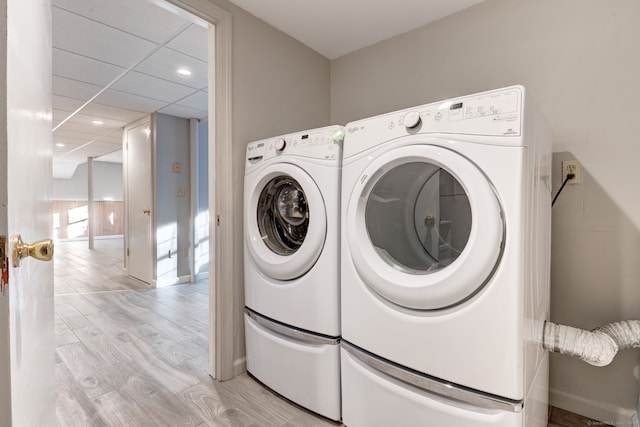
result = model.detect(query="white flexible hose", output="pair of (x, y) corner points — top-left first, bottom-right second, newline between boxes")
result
(542, 320), (640, 367)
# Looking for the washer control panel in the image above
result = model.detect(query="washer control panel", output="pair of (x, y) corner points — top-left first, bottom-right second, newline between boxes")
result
(246, 126), (344, 168)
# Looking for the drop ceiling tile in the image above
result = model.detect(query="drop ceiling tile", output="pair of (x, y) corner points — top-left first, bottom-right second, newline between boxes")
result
(53, 48), (125, 87)
(111, 71), (195, 103)
(53, 0), (189, 43)
(80, 103), (146, 124)
(53, 7), (156, 68)
(52, 135), (85, 149)
(53, 108), (79, 124)
(54, 128), (114, 146)
(158, 104), (207, 119)
(64, 113), (129, 130)
(53, 76), (102, 101)
(176, 91), (208, 111)
(52, 96), (83, 112)
(134, 47), (207, 89)
(68, 140), (123, 159)
(166, 24), (208, 62)
(95, 90), (166, 114)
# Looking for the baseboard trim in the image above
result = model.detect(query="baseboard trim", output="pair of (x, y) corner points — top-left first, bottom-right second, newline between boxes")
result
(154, 275), (192, 288)
(549, 388), (636, 426)
(195, 271), (209, 281)
(233, 357), (246, 378)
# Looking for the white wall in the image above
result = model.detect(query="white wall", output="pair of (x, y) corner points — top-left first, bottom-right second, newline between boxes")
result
(331, 0), (640, 422)
(53, 161), (123, 201)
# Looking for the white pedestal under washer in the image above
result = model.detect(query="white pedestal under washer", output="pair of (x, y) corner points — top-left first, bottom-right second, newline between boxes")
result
(243, 125), (344, 421)
(340, 86), (552, 427)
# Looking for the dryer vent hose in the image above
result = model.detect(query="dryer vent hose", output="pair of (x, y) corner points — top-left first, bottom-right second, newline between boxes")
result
(542, 320), (640, 367)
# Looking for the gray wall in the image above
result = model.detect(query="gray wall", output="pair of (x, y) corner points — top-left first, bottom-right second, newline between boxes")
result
(53, 161), (123, 201)
(331, 0), (640, 421)
(212, 0), (332, 373)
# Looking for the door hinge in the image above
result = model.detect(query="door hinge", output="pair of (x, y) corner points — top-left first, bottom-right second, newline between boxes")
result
(127, 247), (130, 256)
(0, 236), (7, 295)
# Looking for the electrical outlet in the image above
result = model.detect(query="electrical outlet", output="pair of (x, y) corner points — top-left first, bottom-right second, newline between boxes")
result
(562, 160), (581, 184)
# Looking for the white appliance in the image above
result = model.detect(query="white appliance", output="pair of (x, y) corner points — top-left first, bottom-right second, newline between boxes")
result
(340, 86), (552, 427)
(243, 125), (344, 421)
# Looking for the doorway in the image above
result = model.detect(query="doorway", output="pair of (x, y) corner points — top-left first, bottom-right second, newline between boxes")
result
(51, 0), (234, 380)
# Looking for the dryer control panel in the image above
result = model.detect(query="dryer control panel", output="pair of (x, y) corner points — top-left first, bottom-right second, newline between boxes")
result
(344, 86), (526, 158)
(246, 126), (344, 169)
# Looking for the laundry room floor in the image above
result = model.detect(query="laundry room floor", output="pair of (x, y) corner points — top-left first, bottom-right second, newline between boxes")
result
(54, 238), (608, 426)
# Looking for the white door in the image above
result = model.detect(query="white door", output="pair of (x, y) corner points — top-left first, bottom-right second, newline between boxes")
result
(0, 0), (56, 425)
(125, 120), (153, 285)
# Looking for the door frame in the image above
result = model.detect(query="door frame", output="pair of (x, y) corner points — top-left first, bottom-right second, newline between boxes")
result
(155, 0), (234, 380)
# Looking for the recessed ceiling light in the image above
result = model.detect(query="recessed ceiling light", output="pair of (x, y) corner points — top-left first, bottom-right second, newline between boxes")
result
(92, 120), (104, 126)
(56, 143), (65, 147)
(177, 68), (192, 76)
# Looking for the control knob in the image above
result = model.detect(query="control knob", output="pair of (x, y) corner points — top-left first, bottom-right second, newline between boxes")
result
(274, 138), (286, 152)
(403, 111), (421, 129)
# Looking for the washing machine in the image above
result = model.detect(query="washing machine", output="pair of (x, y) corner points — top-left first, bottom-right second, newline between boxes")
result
(340, 86), (552, 427)
(243, 125), (344, 421)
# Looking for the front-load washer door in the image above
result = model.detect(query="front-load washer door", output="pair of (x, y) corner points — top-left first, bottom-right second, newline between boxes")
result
(247, 163), (327, 281)
(346, 142), (504, 310)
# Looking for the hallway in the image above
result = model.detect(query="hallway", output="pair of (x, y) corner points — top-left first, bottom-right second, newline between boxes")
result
(54, 239), (332, 426)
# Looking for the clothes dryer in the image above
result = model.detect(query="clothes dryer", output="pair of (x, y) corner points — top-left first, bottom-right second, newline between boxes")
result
(243, 126), (344, 421)
(340, 86), (551, 427)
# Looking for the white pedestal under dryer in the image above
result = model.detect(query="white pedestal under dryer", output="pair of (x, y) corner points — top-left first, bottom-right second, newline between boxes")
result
(243, 126), (344, 421)
(340, 86), (552, 427)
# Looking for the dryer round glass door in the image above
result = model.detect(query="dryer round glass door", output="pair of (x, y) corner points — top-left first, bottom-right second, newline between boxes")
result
(346, 142), (504, 310)
(246, 163), (327, 281)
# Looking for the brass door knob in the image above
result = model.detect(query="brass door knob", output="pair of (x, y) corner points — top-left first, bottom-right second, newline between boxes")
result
(12, 235), (54, 267)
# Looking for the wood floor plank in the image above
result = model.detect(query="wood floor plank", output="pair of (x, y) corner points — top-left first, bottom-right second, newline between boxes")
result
(133, 323), (206, 366)
(56, 342), (116, 399)
(56, 300), (93, 330)
(63, 293), (104, 316)
(72, 325), (133, 366)
(91, 390), (156, 427)
(115, 330), (201, 394)
(56, 361), (107, 427)
(176, 382), (259, 426)
(55, 314), (80, 347)
(108, 361), (204, 426)
(218, 373), (327, 425)
(102, 290), (205, 344)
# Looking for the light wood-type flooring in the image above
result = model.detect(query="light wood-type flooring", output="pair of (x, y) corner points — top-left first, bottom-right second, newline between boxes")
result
(54, 238), (609, 427)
